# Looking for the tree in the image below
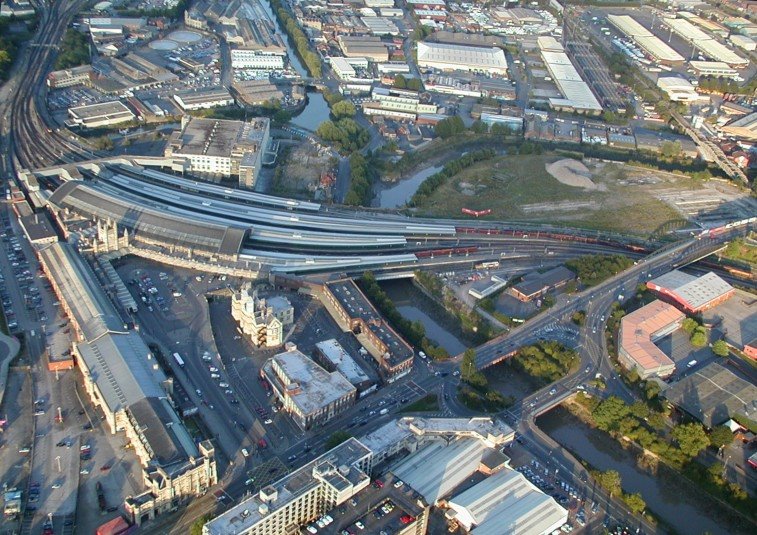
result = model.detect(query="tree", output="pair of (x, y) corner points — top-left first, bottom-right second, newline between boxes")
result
(393, 74), (407, 89)
(331, 100), (356, 120)
(660, 140), (682, 159)
(595, 469), (622, 497)
(461, 348), (477, 382)
(711, 339), (729, 357)
(708, 425), (734, 448)
(592, 396), (630, 432)
(325, 431), (352, 450)
(672, 423), (710, 458)
(190, 514), (213, 535)
(690, 328), (707, 348)
(681, 318), (699, 334)
(434, 116), (465, 139)
(645, 381), (661, 401)
(623, 492), (646, 515)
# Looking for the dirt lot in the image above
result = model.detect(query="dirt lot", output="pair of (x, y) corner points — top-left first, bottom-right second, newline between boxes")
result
(412, 152), (704, 236)
(272, 143), (333, 198)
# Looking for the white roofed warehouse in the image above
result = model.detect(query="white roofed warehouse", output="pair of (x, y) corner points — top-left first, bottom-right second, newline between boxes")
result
(607, 14), (685, 65)
(447, 468), (568, 534)
(417, 41), (509, 75)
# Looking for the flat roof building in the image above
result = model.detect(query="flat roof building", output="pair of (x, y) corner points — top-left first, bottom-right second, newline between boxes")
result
(469, 275), (508, 300)
(314, 339), (371, 391)
(417, 41), (508, 75)
(447, 468), (568, 535)
(720, 111), (757, 141)
(510, 266), (575, 302)
(647, 270), (734, 313)
(661, 17), (748, 67)
(230, 49), (286, 70)
(166, 115), (270, 188)
(263, 348), (357, 430)
(329, 56), (357, 80)
(361, 16), (400, 36)
(173, 88), (235, 111)
(338, 35), (389, 62)
(68, 100), (135, 129)
(47, 65), (93, 88)
(538, 38), (602, 114)
(607, 15), (685, 65)
(656, 75), (709, 103)
(203, 438), (372, 535)
(663, 361), (757, 427)
(689, 60), (740, 78)
(618, 300), (685, 380)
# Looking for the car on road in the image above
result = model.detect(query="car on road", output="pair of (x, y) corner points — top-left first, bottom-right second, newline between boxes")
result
(51, 483), (61, 489)
(264, 418), (273, 424)
(219, 382), (229, 388)
(208, 366), (218, 372)
(241, 448), (249, 457)
(549, 388), (557, 395)
(288, 455), (297, 461)
(100, 464), (111, 471)
(80, 468), (89, 475)
(393, 480), (404, 488)
(210, 373), (220, 379)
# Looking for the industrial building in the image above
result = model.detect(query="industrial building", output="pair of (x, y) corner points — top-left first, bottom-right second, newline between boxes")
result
(661, 17), (748, 67)
(322, 279), (414, 382)
(720, 111), (757, 141)
(647, 270), (734, 313)
(656, 76), (709, 103)
(446, 468), (568, 535)
(173, 88), (235, 111)
(618, 300), (685, 380)
(509, 265), (575, 302)
(362, 86), (438, 121)
(314, 339), (372, 393)
(230, 49), (286, 70)
(537, 37), (602, 114)
(361, 16), (400, 35)
(231, 283), (293, 348)
(47, 65), (94, 88)
(417, 41), (509, 75)
(663, 362), (757, 428)
(37, 242), (217, 526)
(329, 56), (357, 80)
(730, 33), (756, 51)
(338, 35), (389, 62)
(689, 60), (740, 78)
(607, 15), (685, 65)
(263, 347), (357, 430)
(67, 100), (136, 129)
(232, 79), (285, 107)
(165, 115), (270, 188)
(469, 275), (508, 300)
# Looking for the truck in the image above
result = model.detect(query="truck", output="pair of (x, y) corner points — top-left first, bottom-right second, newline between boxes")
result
(173, 353), (185, 368)
(379, 408), (389, 416)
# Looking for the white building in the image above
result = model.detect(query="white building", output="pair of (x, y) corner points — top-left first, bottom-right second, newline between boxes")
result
(314, 339), (371, 389)
(689, 61), (740, 79)
(165, 115), (270, 188)
(173, 88), (235, 111)
(538, 37), (602, 114)
(656, 75), (709, 103)
(231, 283), (293, 348)
(447, 469), (568, 534)
(661, 17), (748, 67)
(230, 49), (286, 70)
(365, 0), (394, 6)
(329, 56), (357, 80)
(362, 86), (437, 121)
(361, 16), (400, 35)
(417, 41), (508, 75)
(607, 15), (685, 65)
(67, 100), (135, 129)
(730, 34), (756, 52)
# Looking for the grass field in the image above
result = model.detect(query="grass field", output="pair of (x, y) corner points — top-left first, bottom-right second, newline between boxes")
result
(412, 153), (692, 236)
(721, 236), (757, 266)
(400, 393), (439, 413)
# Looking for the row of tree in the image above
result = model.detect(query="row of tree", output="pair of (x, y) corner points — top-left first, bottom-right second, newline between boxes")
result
(344, 153), (372, 206)
(270, 0), (321, 78)
(409, 148), (496, 206)
(316, 118), (369, 154)
(358, 272), (449, 360)
(460, 348), (511, 411)
(565, 254), (634, 287)
(592, 470), (646, 515)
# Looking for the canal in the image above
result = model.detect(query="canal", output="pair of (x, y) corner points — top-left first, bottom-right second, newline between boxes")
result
(538, 407), (754, 535)
(374, 165), (443, 208)
(379, 279), (467, 355)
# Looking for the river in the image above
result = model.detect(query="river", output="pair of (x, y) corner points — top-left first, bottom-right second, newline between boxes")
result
(259, 0), (306, 76)
(375, 165), (443, 208)
(538, 407), (753, 535)
(379, 279), (467, 355)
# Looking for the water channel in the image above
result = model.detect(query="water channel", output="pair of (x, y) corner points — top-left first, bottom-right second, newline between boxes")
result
(379, 279), (467, 355)
(538, 407), (752, 535)
(375, 165), (444, 208)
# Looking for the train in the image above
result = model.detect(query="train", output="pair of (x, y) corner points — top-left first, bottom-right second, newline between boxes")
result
(455, 227), (650, 254)
(415, 246), (479, 259)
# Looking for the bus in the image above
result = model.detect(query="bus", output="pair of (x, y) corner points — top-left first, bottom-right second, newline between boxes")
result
(173, 353), (185, 368)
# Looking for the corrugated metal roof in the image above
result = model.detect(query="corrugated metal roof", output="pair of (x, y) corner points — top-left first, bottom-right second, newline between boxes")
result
(608, 15), (684, 62)
(449, 469), (567, 535)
